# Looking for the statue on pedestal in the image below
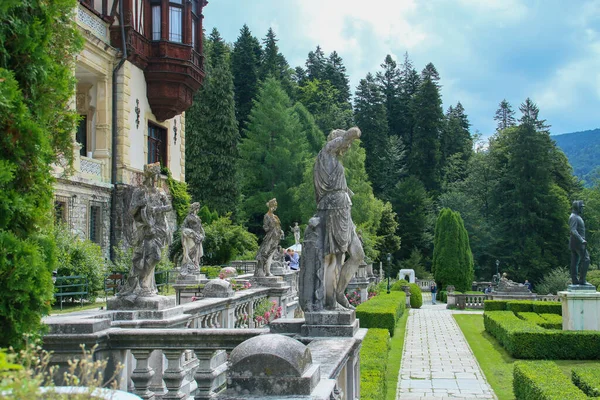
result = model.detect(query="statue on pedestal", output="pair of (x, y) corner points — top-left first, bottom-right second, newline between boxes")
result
(254, 198), (284, 277)
(118, 163), (172, 303)
(180, 202), (205, 275)
(302, 127), (365, 311)
(570, 200), (591, 286)
(291, 222), (301, 246)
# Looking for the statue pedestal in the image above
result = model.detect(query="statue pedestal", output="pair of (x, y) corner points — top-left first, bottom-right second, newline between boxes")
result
(252, 275), (287, 288)
(173, 274), (207, 305)
(107, 295), (179, 321)
(301, 310), (359, 337)
(559, 287), (600, 331)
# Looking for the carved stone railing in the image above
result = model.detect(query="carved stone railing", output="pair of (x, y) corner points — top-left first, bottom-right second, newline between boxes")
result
(416, 279), (435, 291)
(76, 3), (109, 43)
(80, 156), (105, 181)
(448, 293), (561, 309)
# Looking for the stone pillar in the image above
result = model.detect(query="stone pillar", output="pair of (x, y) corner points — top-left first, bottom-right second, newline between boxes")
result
(559, 289), (600, 331)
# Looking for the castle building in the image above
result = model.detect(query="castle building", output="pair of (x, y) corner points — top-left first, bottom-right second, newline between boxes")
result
(53, 0), (207, 258)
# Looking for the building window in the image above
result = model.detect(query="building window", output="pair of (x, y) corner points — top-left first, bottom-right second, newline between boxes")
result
(54, 196), (70, 225)
(191, 0), (199, 50)
(76, 115), (87, 157)
(151, 5), (161, 40)
(169, 0), (183, 43)
(89, 205), (102, 244)
(148, 123), (167, 165)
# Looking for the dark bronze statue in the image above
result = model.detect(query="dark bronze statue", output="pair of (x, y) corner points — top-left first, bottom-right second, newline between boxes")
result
(569, 200), (591, 285)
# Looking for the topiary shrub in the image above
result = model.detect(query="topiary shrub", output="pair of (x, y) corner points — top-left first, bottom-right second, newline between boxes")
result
(390, 279), (409, 291)
(538, 313), (562, 330)
(356, 292), (405, 336)
(484, 300), (508, 311)
(513, 361), (588, 400)
(532, 301), (561, 315)
(360, 328), (390, 399)
(506, 301), (534, 313)
(408, 283), (422, 309)
(572, 366), (600, 397)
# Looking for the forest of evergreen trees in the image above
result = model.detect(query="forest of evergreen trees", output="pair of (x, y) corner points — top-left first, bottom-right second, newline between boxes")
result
(186, 25), (598, 284)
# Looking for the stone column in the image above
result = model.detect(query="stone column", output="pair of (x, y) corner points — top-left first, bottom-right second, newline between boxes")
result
(193, 350), (227, 400)
(162, 350), (185, 400)
(130, 349), (156, 400)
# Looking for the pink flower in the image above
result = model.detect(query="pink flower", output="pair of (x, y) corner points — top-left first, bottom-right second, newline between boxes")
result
(265, 311), (271, 319)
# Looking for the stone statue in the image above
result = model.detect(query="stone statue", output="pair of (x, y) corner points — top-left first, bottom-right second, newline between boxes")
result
(118, 163), (172, 303)
(570, 200), (591, 286)
(313, 127), (365, 310)
(180, 202), (205, 275)
(299, 217), (324, 311)
(254, 198), (285, 277)
(497, 273), (529, 293)
(291, 222), (301, 246)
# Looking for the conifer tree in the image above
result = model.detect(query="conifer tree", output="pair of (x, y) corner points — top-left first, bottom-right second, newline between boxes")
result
(519, 97), (550, 133)
(231, 24), (262, 132)
(409, 76), (444, 193)
(239, 77), (308, 235)
(259, 28), (294, 95)
(376, 55), (402, 137)
(432, 209), (473, 292)
(354, 73), (389, 196)
(421, 62), (441, 85)
(186, 50), (240, 216)
(324, 50), (351, 105)
(207, 28), (228, 68)
(441, 102), (472, 184)
(305, 45), (327, 81)
(398, 52), (421, 150)
(494, 99), (516, 132)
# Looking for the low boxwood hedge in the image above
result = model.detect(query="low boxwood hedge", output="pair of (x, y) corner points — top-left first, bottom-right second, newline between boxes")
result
(513, 361), (588, 400)
(533, 301), (562, 315)
(539, 313), (562, 329)
(356, 292), (406, 336)
(506, 301), (535, 313)
(360, 328), (390, 400)
(516, 312), (547, 326)
(484, 311), (600, 359)
(483, 300), (508, 311)
(572, 366), (600, 397)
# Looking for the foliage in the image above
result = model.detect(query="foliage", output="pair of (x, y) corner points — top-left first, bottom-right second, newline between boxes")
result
(360, 328), (390, 400)
(571, 366), (600, 397)
(506, 301), (534, 313)
(344, 288), (362, 307)
(535, 267), (570, 295)
(408, 283), (423, 309)
(355, 292), (405, 336)
(537, 313), (562, 330)
(253, 298), (282, 325)
(203, 215), (258, 265)
(401, 248), (429, 279)
(384, 312), (409, 400)
(0, 344), (122, 399)
(513, 361), (588, 400)
(483, 300), (508, 312)
(0, 0), (82, 350)
(390, 279), (409, 291)
(161, 168), (191, 225)
(53, 224), (107, 301)
(553, 128), (600, 185)
(432, 208), (474, 292)
(186, 37), (240, 217)
(231, 24), (261, 132)
(109, 241), (132, 273)
(200, 266), (222, 279)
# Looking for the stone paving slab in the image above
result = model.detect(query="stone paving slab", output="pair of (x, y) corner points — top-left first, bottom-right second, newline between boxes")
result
(397, 305), (496, 399)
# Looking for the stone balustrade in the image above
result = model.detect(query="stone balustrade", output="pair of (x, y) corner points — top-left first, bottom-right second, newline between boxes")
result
(416, 279), (435, 291)
(447, 293), (561, 309)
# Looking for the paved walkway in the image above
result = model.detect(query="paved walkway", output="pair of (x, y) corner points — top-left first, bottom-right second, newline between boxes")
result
(397, 294), (496, 399)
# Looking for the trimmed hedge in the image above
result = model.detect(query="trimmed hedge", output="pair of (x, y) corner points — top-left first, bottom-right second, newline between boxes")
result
(539, 313), (562, 329)
(533, 301), (562, 316)
(483, 300), (508, 311)
(572, 366), (600, 397)
(513, 361), (588, 400)
(356, 292), (406, 336)
(516, 312), (547, 326)
(408, 283), (422, 309)
(506, 301), (534, 313)
(484, 311), (600, 359)
(360, 328), (390, 400)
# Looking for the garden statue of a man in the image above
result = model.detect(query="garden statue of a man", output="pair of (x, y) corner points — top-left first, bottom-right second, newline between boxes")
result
(254, 198), (284, 277)
(180, 202), (205, 275)
(118, 163), (172, 303)
(569, 200), (591, 286)
(314, 127), (365, 310)
(291, 222), (301, 246)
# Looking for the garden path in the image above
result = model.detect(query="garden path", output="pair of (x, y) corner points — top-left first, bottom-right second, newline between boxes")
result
(396, 296), (496, 400)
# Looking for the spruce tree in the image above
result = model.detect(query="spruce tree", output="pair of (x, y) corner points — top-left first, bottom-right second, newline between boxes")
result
(185, 56), (240, 216)
(441, 102), (472, 185)
(376, 55), (402, 137)
(305, 45), (327, 81)
(398, 52), (421, 150)
(409, 76), (444, 193)
(421, 62), (441, 85)
(207, 28), (228, 69)
(231, 24), (261, 132)
(239, 77), (308, 235)
(494, 99), (516, 132)
(378, 135), (408, 200)
(324, 50), (351, 105)
(519, 97), (550, 133)
(354, 73), (389, 196)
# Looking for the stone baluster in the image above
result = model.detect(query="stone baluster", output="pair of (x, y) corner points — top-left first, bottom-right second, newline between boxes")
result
(162, 350), (186, 400)
(248, 298), (255, 328)
(130, 349), (156, 400)
(194, 350), (227, 400)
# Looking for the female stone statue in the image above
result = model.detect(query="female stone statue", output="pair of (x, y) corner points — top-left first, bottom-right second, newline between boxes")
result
(254, 198), (284, 277)
(180, 202), (205, 275)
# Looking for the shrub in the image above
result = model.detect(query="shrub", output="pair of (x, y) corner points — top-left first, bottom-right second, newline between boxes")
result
(390, 279), (409, 291)
(200, 266), (222, 279)
(484, 300), (508, 311)
(586, 270), (600, 289)
(506, 301), (534, 313)
(535, 267), (570, 295)
(516, 312), (547, 326)
(572, 366), (600, 397)
(203, 215), (258, 265)
(356, 292), (405, 336)
(360, 328), (390, 400)
(539, 313), (562, 329)
(162, 168), (191, 225)
(408, 283), (422, 309)
(53, 224), (107, 302)
(513, 361), (588, 400)
(532, 301), (562, 315)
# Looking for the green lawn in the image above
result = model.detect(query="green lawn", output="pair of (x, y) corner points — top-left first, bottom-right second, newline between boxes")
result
(385, 311), (409, 400)
(454, 314), (600, 400)
(50, 301), (107, 315)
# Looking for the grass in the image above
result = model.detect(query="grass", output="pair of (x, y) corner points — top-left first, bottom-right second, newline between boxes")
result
(50, 301), (107, 315)
(454, 314), (600, 400)
(385, 311), (409, 400)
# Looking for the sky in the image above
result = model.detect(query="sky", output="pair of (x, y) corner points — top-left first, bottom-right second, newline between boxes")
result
(204, 0), (600, 138)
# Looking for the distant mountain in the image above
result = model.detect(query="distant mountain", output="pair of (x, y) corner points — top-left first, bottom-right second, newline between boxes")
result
(552, 128), (600, 185)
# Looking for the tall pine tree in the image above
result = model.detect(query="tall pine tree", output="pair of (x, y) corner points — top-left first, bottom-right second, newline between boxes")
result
(519, 97), (550, 133)
(324, 50), (351, 105)
(398, 52), (421, 150)
(494, 99), (516, 132)
(376, 55), (402, 137)
(186, 32), (240, 217)
(259, 28), (294, 97)
(231, 24), (261, 132)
